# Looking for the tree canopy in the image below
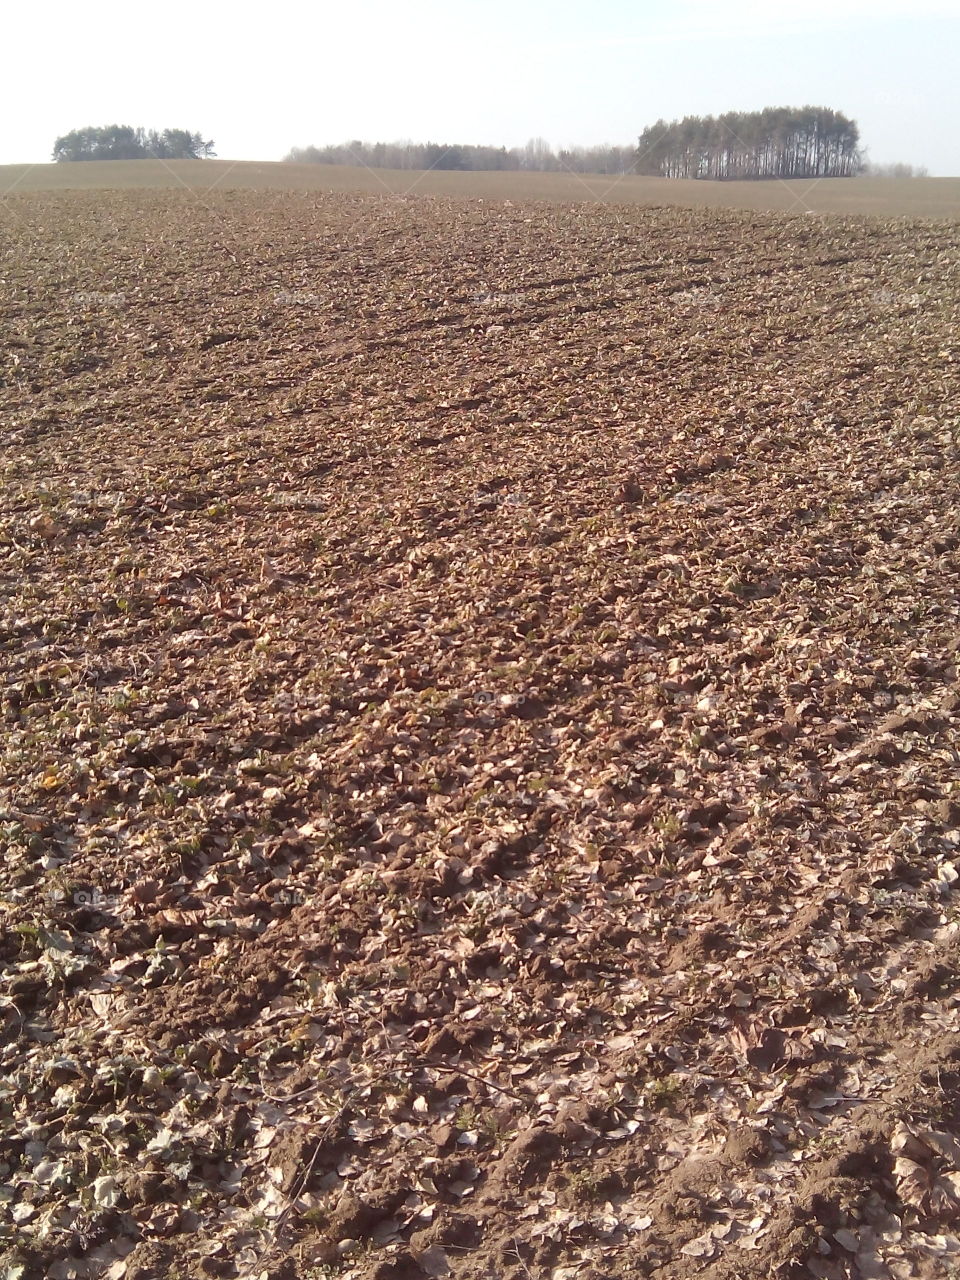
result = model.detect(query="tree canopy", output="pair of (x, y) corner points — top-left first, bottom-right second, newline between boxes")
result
(636, 107), (862, 180)
(53, 126), (215, 162)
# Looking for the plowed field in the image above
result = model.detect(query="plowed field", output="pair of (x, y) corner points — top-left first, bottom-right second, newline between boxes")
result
(2, 190), (960, 1280)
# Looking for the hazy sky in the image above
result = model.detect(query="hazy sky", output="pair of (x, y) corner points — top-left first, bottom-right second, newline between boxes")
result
(4, 0), (958, 174)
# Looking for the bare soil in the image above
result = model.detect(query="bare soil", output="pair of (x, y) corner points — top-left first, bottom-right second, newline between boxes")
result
(1, 189), (960, 1280)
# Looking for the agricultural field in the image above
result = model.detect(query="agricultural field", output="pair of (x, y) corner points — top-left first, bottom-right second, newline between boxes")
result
(3, 159), (960, 218)
(1, 187), (960, 1280)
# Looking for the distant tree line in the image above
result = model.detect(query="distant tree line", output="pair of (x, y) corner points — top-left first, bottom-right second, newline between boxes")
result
(53, 125), (215, 162)
(285, 137), (637, 175)
(636, 107), (862, 180)
(859, 160), (929, 178)
(285, 112), (869, 180)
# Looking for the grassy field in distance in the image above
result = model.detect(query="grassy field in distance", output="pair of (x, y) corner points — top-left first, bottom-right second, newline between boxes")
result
(2, 157), (959, 217)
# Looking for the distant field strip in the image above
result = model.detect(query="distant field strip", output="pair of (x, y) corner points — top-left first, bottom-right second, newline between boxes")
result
(2, 158), (960, 216)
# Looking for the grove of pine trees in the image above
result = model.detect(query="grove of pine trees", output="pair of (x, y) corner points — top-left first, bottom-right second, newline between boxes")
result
(636, 107), (861, 180)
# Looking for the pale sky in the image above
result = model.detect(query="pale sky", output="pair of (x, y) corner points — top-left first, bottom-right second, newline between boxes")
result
(4, 0), (958, 174)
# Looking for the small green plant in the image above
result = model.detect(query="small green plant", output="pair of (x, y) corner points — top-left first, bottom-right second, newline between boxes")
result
(647, 1074), (682, 1110)
(567, 1167), (601, 1200)
(455, 1102), (480, 1130)
(653, 810), (681, 840)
